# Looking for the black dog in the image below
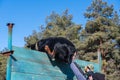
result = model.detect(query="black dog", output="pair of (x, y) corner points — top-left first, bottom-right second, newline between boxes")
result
(29, 37), (77, 63)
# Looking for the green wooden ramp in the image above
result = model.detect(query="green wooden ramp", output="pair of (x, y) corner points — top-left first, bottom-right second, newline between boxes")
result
(7, 46), (100, 80)
(10, 46), (76, 80)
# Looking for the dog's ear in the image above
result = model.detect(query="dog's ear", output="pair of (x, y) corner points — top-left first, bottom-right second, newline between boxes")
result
(54, 43), (68, 61)
(54, 43), (75, 63)
(64, 46), (76, 63)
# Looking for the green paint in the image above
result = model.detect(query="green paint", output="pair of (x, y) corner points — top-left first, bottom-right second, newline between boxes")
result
(6, 25), (13, 80)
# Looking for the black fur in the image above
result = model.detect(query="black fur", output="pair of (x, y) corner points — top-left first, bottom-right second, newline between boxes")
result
(29, 37), (76, 63)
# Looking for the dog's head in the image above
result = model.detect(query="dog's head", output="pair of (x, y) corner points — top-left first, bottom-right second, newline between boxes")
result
(54, 44), (76, 63)
(28, 39), (48, 52)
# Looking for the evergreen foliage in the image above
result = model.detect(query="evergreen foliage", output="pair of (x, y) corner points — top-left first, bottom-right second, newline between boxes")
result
(24, 10), (82, 50)
(0, 48), (8, 80)
(81, 0), (120, 79)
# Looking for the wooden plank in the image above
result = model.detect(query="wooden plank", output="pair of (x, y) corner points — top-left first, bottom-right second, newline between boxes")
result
(11, 46), (76, 80)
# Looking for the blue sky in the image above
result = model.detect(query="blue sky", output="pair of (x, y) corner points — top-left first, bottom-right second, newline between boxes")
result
(0, 0), (120, 50)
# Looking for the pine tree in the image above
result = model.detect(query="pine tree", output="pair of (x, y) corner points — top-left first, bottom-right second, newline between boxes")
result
(24, 30), (42, 47)
(43, 10), (81, 40)
(24, 10), (82, 50)
(80, 0), (120, 79)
